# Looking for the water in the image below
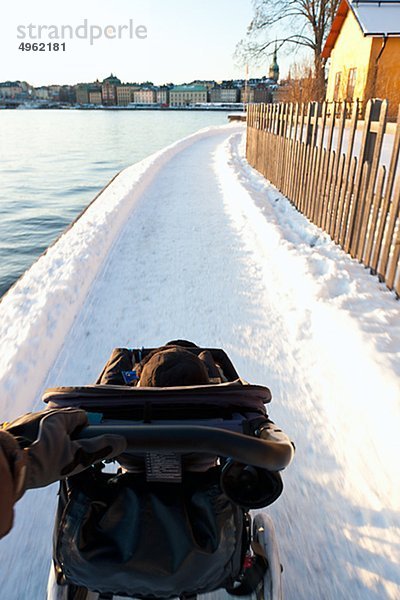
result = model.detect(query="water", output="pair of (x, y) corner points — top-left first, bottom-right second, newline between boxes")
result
(0, 109), (230, 298)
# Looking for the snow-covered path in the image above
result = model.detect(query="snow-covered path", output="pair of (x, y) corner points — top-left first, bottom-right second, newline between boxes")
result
(0, 124), (399, 599)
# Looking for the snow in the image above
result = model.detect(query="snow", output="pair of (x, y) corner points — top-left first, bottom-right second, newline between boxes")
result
(0, 124), (399, 599)
(350, 2), (400, 36)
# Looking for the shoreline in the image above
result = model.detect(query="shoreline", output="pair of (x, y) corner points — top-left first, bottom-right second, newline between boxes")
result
(0, 105), (246, 112)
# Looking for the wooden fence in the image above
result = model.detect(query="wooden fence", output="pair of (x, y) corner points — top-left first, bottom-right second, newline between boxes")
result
(246, 100), (400, 296)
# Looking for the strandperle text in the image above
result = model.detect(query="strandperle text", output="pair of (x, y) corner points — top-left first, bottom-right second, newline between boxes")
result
(17, 20), (148, 46)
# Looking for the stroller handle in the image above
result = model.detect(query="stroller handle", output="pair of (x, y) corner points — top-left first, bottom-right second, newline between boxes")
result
(77, 424), (293, 471)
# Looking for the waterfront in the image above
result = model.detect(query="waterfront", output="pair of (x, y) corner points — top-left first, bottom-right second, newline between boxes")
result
(0, 109), (229, 297)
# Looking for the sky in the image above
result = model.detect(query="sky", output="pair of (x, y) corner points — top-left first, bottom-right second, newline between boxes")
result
(0, 0), (290, 87)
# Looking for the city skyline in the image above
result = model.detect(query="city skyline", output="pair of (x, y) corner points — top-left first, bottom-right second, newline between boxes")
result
(1, 0), (290, 87)
(0, 73), (279, 108)
(1, 73), (276, 89)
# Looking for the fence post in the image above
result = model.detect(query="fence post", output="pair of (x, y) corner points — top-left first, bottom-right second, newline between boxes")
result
(362, 99), (383, 166)
(305, 102), (318, 146)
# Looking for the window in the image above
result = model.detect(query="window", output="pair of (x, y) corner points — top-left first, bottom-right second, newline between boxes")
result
(346, 68), (357, 101)
(333, 72), (341, 101)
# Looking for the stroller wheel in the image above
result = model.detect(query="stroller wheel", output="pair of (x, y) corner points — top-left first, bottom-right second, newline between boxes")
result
(252, 513), (283, 600)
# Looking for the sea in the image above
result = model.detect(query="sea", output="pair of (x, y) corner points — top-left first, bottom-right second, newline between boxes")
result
(0, 109), (230, 298)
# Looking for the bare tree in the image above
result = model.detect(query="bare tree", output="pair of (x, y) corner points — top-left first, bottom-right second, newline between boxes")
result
(277, 59), (319, 103)
(239, 0), (340, 100)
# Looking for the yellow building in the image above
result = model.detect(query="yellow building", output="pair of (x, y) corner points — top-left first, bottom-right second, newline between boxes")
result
(322, 0), (400, 118)
(116, 85), (138, 106)
(88, 90), (102, 105)
(133, 88), (156, 104)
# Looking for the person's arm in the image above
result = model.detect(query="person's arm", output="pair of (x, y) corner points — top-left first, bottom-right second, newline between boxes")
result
(0, 408), (127, 538)
(0, 431), (25, 538)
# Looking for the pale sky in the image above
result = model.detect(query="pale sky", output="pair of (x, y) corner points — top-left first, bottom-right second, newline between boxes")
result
(0, 0), (290, 87)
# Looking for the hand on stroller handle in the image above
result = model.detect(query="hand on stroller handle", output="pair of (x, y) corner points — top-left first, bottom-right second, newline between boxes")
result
(76, 423), (294, 471)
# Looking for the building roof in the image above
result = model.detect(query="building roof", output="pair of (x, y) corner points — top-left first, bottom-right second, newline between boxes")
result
(322, 0), (400, 58)
(0, 81), (22, 87)
(170, 85), (207, 92)
(102, 74), (121, 85)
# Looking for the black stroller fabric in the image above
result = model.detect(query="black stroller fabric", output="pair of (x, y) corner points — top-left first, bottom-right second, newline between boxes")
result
(54, 470), (244, 598)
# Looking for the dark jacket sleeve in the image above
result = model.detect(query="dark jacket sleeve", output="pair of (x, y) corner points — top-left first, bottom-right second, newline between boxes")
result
(0, 430), (26, 539)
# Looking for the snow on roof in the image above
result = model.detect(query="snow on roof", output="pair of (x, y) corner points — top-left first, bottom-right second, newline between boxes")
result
(322, 0), (400, 57)
(352, 0), (400, 36)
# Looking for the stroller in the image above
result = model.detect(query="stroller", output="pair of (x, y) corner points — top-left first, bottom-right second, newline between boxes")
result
(44, 346), (294, 600)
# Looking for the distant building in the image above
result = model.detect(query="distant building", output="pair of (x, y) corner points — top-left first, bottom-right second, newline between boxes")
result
(240, 86), (255, 104)
(34, 87), (50, 100)
(0, 81), (23, 98)
(75, 84), (89, 104)
(209, 87), (221, 103)
(322, 0), (400, 117)
(89, 90), (102, 105)
(48, 85), (61, 100)
(190, 80), (216, 90)
(209, 87), (239, 103)
(102, 74), (121, 105)
(75, 82), (101, 105)
(169, 85), (207, 106)
(156, 86), (170, 105)
(254, 84), (272, 103)
(59, 86), (76, 104)
(133, 88), (156, 104)
(116, 85), (157, 106)
(19, 81), (31, 93)
(116, 85), (137, 106)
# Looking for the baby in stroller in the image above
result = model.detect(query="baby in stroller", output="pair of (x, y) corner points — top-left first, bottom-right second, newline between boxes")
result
(95, 340), (293, 483)
(8, 341), (295, 600)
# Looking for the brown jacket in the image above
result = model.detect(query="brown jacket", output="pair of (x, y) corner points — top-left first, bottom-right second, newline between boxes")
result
(0, 443), (17, 538)
(0, 409), (126, 539)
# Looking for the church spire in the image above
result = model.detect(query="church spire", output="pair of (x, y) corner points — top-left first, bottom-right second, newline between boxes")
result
(269, 42), (279, 82)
